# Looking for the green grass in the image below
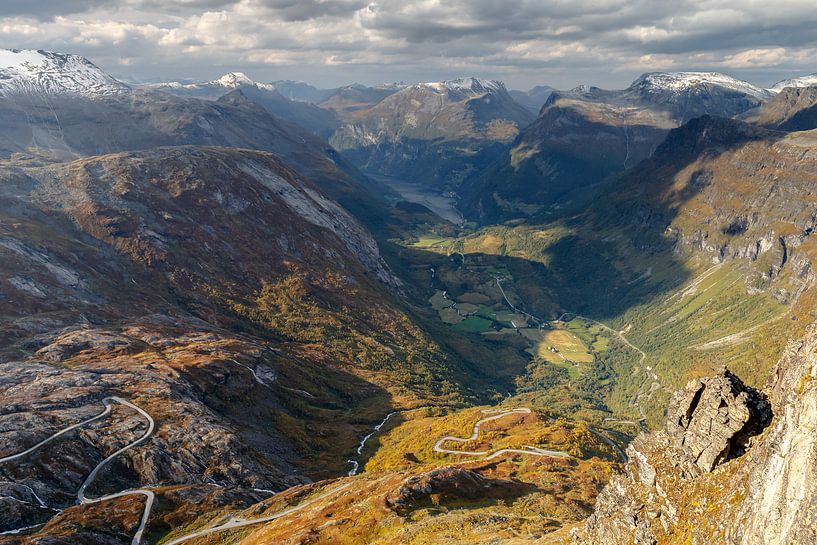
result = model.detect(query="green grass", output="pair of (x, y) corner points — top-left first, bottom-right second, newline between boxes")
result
(411, 234), (456, 250)
(452, 316), (494, 333)
(415, 218), (798, 428)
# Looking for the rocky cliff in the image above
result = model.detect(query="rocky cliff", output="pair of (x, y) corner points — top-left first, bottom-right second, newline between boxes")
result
(572, 322), (817, 544)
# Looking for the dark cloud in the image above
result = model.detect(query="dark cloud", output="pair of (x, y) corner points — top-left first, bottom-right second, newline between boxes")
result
(1, 0), (816, 90)
(0, 0), (115, 19)
(256, 0), (369, 21)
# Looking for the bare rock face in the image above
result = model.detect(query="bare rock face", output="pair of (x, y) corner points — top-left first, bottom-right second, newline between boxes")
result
(573, 324), (817, 545)
(665, 368), (771, 476)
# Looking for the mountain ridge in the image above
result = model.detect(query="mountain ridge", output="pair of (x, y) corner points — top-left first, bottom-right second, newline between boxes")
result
(0, 49), (129, 98)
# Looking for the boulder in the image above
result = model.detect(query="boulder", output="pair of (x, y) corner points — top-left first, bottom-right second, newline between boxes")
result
(665, 367), (771, 475)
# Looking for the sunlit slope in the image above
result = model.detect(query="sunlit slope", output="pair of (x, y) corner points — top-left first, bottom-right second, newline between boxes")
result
(420, 117), (817, 426)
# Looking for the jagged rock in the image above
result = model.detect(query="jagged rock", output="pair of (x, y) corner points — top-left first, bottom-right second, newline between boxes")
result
(573, 324), (817, 545)
(665, 368), (771, 475)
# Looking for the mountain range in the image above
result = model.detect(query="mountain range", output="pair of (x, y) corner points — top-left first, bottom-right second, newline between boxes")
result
(2, 48), (817, 545)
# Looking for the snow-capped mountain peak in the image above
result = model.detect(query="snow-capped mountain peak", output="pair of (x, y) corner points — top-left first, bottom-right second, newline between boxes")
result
(0, 49), (129, 98)
(421, 77), (506, 96)
(770, 73), (817, 93)
(212, 72), (256, 88)
(630, 71), (771, 100)
(143, 71), (276, 95)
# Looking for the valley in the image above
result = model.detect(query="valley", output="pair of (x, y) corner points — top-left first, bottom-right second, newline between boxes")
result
(1, 43), (817, 545)
(369, 174), (465, 226)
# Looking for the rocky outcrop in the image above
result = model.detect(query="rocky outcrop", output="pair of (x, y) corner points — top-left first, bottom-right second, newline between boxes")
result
(573, 323), (817, 545)
(664, 369), (771, 476)
(385, 466), (532, 513)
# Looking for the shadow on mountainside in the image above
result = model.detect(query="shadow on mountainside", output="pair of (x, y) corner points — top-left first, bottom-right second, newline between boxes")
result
(529, 116), (785, 321)
(382, 116), (787, 425)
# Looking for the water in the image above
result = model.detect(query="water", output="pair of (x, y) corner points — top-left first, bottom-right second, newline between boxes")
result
(369, 173), (465, 225)
(346, 412), (396, 476)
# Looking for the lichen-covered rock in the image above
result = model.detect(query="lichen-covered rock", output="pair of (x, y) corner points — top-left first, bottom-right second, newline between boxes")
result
(665, 368), (771, 475)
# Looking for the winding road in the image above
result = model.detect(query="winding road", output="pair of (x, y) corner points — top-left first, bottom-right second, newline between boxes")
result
(0, 396), (156, 545)
(77, 397), (156, 545)
(0, 402), (114, 465)
(433, 408), (570, 460)
(495, 278), (546, 327)
(163, 482), (352, 545)
(495, 277), (653, 428)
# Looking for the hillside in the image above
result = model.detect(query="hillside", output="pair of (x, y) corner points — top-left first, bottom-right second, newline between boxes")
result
(143, 73), (340, 137)
(750, 85), (817, 131)
(462, 72), (771, 222)
(327, 77), (534, 190)
(269, 80), (337, 104)
(510, 85), (556, 115)
(0, 146), (510, 540)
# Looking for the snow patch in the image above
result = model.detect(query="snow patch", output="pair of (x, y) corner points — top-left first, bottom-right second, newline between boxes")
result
(630, 72), (771, 100)
(770, 74), (817, 93)
(419, 77), (505, 96)
(0, 49), (129, 98)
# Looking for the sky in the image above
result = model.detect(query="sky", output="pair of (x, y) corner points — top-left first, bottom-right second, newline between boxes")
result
(2, 0), (817, 90)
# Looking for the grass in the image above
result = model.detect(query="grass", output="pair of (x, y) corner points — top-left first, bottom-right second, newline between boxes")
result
(412, 234), (456, 250)
(429, 290), (453, 311)
(536, 330), (595, 364)
(452, 316), (493, 333)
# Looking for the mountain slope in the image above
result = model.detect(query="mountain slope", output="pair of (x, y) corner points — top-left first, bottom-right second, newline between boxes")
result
(770, 73), (817, 92)
(0, 51), (394, 226)
(571, 321), (817, 545)
(751, 85), (817, 131)
(328, 77), (535, 190)
(318, 83), (405, 116)
(462, 72), (771, 222)
(447, 115), (816, 429)
(510, 85), (556, 115)
(0, 49), (128, 98)
(270, 79), (337, 103)
(144, 72), (340, 137)
(0, 146), (474, 538)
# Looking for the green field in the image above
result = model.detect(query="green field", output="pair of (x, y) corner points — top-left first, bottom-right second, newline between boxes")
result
(452, 316), (493, 333)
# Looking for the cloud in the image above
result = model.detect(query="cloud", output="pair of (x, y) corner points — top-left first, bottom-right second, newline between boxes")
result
(1, 0), (816, 89)
(0, 0), (115, 20)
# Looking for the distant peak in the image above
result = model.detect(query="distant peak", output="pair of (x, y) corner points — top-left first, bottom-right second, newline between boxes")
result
(630, 71), (770, 99)
(213, 72), (256, 88)
(0, 48), (128, 98)
(770, 73), (817, 93)
(420, 77), (506, 95)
